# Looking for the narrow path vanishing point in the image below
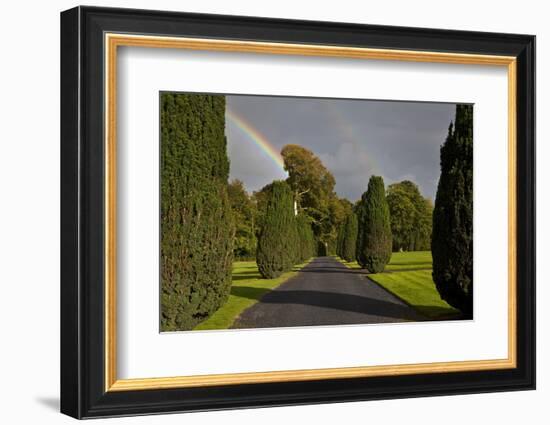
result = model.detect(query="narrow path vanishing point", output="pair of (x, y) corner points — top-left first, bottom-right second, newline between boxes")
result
(231, 256), (426, 329)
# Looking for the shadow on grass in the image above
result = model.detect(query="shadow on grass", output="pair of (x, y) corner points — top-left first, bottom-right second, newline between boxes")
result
(230, 285), (270, 300)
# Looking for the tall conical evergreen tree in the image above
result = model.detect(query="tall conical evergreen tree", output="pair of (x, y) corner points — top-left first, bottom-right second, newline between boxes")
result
(336, 224), (345, 258)
(296, 214), (315, 263)
(356, 176), (392, 272)
(306, 222), (316, 259)
(160, 93), (235, 331)
(341, 213), (358, 262)
(432, 105), (473, 317)
(256, 181), (298, 278)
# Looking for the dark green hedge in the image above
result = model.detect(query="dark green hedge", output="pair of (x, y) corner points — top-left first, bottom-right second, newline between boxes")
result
(341, 213), (358, 262)
(432, 105), (473, 317)
(336, 223), (345, 258)
(160, 93), (234, 332)
(296, 214), (315, 263)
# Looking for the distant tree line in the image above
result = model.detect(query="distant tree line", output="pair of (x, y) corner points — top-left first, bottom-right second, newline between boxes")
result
(227, 179), (257, 260)
(230, 143), (435, 273)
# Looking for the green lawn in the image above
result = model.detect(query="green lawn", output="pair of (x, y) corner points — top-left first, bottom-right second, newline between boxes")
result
(193, 260), (310, 330)
(384, 251), (433, 271)
(339, 251), (461, 320)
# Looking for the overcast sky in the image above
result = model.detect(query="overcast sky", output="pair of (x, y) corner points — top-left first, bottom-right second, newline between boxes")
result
(226, 95), (456, 202)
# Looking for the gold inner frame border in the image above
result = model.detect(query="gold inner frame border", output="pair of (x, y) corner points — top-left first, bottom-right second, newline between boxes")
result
(104, 33), (517, 392)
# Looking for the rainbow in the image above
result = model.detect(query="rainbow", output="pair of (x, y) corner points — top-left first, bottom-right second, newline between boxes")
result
(226, 108), (286, 173)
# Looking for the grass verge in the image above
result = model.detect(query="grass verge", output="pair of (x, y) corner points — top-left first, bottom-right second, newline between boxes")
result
(368, 270), (460, 319)
(338, 251), (461, 320)
(194, 260), (310, 330)
(383, 251), (433, 271)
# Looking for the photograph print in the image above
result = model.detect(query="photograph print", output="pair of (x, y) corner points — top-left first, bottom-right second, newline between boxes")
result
(160, 92), (473, 332)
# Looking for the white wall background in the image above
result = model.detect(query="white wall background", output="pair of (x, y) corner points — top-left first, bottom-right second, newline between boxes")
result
(0, 0), (545, 423)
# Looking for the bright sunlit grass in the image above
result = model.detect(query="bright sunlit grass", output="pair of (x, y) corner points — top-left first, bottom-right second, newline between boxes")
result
(338, 251), (461, 320)
(369, 270), (460, 319)
(384, 251), (433, 271)
(193, 260), (310, 330)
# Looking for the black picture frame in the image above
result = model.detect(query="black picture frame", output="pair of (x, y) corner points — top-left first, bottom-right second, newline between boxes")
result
(60, 5), (535, 419)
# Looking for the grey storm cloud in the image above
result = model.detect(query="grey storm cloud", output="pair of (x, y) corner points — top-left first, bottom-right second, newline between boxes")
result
(225, 94), (456, 202)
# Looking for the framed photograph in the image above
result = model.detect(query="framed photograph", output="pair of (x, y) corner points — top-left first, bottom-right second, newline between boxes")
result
(60, 6), (535, 419)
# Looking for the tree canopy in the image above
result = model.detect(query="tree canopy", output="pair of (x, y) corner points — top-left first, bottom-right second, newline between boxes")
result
(386, 180), (433, 252)
(228, 179), (257, 259)
(281, 144), (348, 253)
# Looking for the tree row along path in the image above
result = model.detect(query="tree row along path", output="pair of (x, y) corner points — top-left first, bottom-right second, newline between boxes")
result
(231, 256), (425, 329)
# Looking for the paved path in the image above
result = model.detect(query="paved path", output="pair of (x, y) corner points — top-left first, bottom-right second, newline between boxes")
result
(232, 256), (425, 329)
